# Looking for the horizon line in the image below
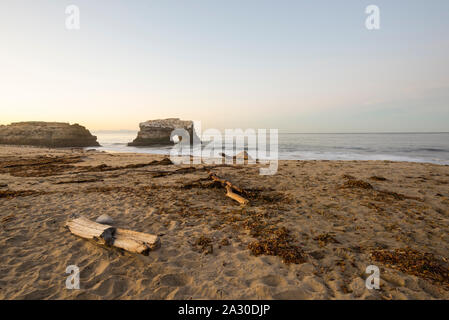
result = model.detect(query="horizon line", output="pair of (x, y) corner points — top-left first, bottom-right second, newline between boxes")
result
(91, 129), (449, 135)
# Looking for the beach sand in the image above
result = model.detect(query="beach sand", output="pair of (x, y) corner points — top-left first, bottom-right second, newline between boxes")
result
(0, 145), (448, 300)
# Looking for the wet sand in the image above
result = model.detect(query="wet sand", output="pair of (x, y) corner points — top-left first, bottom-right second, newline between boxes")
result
(0, 145), (448, 299)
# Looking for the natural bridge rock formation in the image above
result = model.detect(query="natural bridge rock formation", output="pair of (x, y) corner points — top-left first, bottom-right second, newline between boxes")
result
(0, 122), (100, 148)
(128, 118), (199, 146)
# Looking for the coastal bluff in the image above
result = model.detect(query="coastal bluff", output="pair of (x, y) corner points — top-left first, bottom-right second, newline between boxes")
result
(128, 118), (199, 146)
(0, 122), (99, 148)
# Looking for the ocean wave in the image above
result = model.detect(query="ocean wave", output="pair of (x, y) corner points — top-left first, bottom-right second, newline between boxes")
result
(92, 132), (449, 165)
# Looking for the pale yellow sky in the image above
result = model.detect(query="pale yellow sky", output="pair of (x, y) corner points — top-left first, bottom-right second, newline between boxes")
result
(1, 1), (448, 132)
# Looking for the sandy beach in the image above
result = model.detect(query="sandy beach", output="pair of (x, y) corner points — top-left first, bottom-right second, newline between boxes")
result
(0, 145), (448, 300)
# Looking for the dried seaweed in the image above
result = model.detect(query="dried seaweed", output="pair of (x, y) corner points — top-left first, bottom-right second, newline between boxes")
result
(181, 179), (221, 190)
(246, 222), (307, 264)
(0, 156), (174, 177)
(194, 235), (213, 254)
(0, 156), (83, 177)
(82, 158), (173, 173)
(54, 178), (103, 184)
(151, 166), (198, 178)
(341, 179), (373, 190)
(374, 190), (421, 202)
(340, 175), (421, 203)
(0, 189), (49, 199)
(370, 176), (387, 181)
(314, 233), (340, 247)
(248, 237), (307, 264)
(371, 248), (449, 287)
(1, 214), (14, 223)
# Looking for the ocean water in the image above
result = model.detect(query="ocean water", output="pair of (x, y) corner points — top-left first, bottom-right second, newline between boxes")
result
(91, 131), (449, 165)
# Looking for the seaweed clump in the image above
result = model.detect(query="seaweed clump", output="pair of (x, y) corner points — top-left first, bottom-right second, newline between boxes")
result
(0, 189), (47, 199)
(371, 248), (449, 287)
(0, 156), (83, 177)
(248, 226), (306, 264)
(194, 235), (213, 254)
(314, 233), (340, 247)
(370, 176), (387, 181)
(341, 179), (373, 190)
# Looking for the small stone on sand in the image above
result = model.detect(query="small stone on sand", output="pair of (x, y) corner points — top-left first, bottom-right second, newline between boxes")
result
(96, 214), (114, 225)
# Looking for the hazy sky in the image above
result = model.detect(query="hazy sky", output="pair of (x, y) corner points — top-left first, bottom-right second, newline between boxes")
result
(1, 0), (448, 132)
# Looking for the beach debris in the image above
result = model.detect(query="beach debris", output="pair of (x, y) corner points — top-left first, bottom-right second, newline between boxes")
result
(82, 157), (173, 173)
(1, 214), (14, 223)
(314, 233), (340, 247)
(371, 248), (449, 287)
(341, 174), (373, 189)
(66, 216), (160, 255)
(341, 175), (422, 203)
(219, 152), (233, 160)
(225, 185), (249, 205)
(0, 155), (83, 177)
(151, 166), (197, 178)
(374, 190), (421, 201)
(244, 216), (307, 264)
(208, 172), (249, 205)
(341, 178), (373, 190)
(0, 189), (48, 199)
(219, 151), (251, 163)
(100, 227), (115, 246)
(0, 154), (173, 178)
(194, 235), (213, 254)
(370, 176), (388, 181)
(219, 238), (230, 247)
(54, 177), (103, 184)
(96, 214), (114, 225)
(248, 237), (306, 264)
(168, 220), (178, 230)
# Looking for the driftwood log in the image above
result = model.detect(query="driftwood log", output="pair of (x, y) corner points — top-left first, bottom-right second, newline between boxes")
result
(209, 172), (249, 205)
(66, 217), (160, 255)
(219, 151), (252, 163)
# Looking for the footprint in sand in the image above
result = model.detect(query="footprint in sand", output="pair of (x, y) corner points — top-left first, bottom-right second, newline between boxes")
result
(91, 277), (131, 298)
(272, 287), (310, 300)
(154, 273), (191, 287)
(259, 275), (287, 287)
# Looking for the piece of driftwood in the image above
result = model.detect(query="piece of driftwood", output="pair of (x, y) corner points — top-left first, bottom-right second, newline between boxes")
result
(208, 172), (249, 205)
(225, 185), (249, 205)
(66, 217), (160, 255)
(219, 151), (251, 163)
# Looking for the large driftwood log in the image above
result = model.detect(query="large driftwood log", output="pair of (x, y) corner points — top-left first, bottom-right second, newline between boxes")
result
(66, 217), (160, 255)
(209, 172), (249, 205)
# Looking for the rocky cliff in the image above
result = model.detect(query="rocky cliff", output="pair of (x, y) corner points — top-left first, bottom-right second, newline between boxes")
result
(0, 122), (100, 148)
(128, 118), (199, 146)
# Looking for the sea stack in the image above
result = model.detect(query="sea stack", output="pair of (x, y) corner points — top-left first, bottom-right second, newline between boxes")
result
(0, 122), (100, 148)
(128, 118), (199, 146)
